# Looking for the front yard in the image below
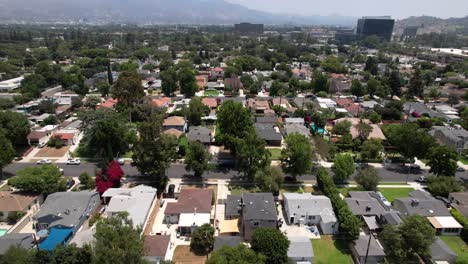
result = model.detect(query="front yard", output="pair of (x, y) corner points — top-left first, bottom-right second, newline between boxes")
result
(378, 188), (414, 202)
(440, 236), (468, 263)
(460, 156), (468, 165)
(312, 236), (353, 264)
(268, 148), (282, 160)
(203, 90), (219, 96)
(35, 146), (71, 157)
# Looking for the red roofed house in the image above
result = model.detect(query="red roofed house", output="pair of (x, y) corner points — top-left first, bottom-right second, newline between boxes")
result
(335, 98), (363, 117)
(151, 97), (172, 108)
(196, 75), (208, 90)
(210, 67), (224, 80)
(164, 188), (212, 229)
(202, 98), (218, 109)
(51, 132), (76, 145)
(98, 98), (118, 109)
(0, 191), (43, 223)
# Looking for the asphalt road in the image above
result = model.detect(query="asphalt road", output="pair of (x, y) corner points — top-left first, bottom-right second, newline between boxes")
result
(4, 162), (468, 182)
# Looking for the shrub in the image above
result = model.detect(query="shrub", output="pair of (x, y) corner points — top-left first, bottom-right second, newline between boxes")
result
(7, 211), (26, 223)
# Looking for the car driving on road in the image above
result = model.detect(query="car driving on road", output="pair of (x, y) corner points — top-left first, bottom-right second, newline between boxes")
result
(36, 159), (52, 164)
(66, 158), (81, 165)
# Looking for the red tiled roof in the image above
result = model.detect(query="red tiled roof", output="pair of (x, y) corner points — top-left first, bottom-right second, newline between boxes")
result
(164, 188), (212, 214)
(0, 192), (39, 212)
(98, 98), (118, 109)
(53, 133), (75, 140)
(163, 116), (186, 127)
(212, 67), (224, 72)
(27, 131), (48, 140)
(202, 98), (218, 108)
(144, 235), (170, 257)
(151, 97), (172, 108)
(335, 98), (354, 107)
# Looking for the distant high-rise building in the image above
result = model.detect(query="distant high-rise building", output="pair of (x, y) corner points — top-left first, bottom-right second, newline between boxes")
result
(356, 16), (395, 41)
(234, 23), (264, 34)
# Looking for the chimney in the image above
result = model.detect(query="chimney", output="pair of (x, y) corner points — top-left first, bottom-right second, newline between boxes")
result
(366, 205), (372, 212)
(411, 199), (419, 207)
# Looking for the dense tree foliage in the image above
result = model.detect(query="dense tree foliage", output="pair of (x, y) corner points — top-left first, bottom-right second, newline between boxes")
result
(185, 141), (211, 177)
(207, 245), (266, 264)
(9, 165), (66, 195)
(190, 224), (215, 255)
(251, 228), (290, 264)
(281, 133), (313, 180)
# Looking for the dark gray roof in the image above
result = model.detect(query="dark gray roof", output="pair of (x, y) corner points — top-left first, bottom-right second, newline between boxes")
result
(0, 233), (34, 255)
(255, 124), (282, 141)
(187, 126), (212, 144)
(345, 192), (390, 217)
(288, 236), (314, 259)
(380, 211), (403, 226)
(293, 97), (311, 108)
(284, 124), (311, 137)
(213, 236), (243, 251)
(352, 236), (385, 257)
(255, 116), (278, 124)
(225, 195), (242, 218)
(431, 126), (468, 146)
(430, 237), (457, 263)
(393, 190), (451, 217)
(243, 193), (277, 221)
(404, 102), (447, 120)
(35, 191), (99, 229)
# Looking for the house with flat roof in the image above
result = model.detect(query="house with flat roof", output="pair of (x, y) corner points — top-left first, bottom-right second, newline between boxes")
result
(0, 76), (24, 92)
(284, 124), (311, 138)
(213, 236), (243, 251)
(288, 236), (314, 263)
(103, 185), (157, 229)
(283, 193), (338, 235)
(34, 191), (100, 251)
(247, 98), (273, 114)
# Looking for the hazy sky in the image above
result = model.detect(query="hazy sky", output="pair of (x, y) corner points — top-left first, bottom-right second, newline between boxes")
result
(226, 0), (468, 19)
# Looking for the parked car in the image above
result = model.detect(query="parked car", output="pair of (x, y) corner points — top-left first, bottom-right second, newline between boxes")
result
(409, 164), (421, 170)
(66, 179), (75, 189)
(435, 196), (451, 207)
(37, 159), (52, 164)
(38, 142), (46, 148)
(66, 158), (81, 165)
(457, 166), (465, 172)
(416, 176), (427, 183)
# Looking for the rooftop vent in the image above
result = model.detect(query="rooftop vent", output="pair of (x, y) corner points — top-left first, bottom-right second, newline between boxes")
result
(411, 199), (419, 207)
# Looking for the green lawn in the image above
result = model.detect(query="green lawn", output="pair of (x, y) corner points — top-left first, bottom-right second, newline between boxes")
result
(312, 236), (353, 264)
(440, 236), (468, 263)
(123, 151), (133, 158)
(229, 185), (259, 195)
(378, 188), (414, 202)
(338, 187), (362, 197)
(0, 184), (11, 191)
(268, 148), (282, 160)
(460, 157), (468, 165)
(378, 182), (409, 186)
(204, 90), (219, 96)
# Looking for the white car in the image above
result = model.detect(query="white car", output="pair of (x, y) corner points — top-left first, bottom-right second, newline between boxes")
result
(117, 158), (125, 165)
(58, 167), (64, 174)
(37, 159), (52, 164)
(66, 158), (81, 165)
(37, 142), (46, 148)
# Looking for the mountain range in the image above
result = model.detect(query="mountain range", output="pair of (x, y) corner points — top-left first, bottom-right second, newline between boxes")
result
(395, 15), (468, 34)
(0, 0), (356, 25)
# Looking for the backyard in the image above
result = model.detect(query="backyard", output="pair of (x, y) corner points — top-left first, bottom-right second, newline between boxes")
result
(173, 245), (207, 264)
(203, 90), (219, 96)
(440, 236), (468, 263)
(378, 188), (414, 202)
(312, 236), (353, 264)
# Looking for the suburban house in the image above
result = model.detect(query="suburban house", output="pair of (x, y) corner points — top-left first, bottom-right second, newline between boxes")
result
(224, 76), (243, 92)
(350, 235), (386, 264)
(186, 126), (212, 145)
(334, 118), (386, 140)
(202, 97), (218, 109)
(316, 97), (337, 109)
(103, 185), (157, 229)
(272, 97), (294, 111)
(51, 132), (76, 145)
(163, 128), (184, 138)
(0, 233), (34, 255)
(393, 190), (463, 236)
(283, 193), (338, 235)
(284, 118), (305, 126)
(196, 75), (208, 89)
(0, 191), (43, 222)
(0, 76), (24, 92)
(27, 130), (50, 145)
(97, 98), (118, 109)
(242, 193), (277, 240)
(151, 97), (172, 108)
(429, 126), (468, 153)
(210, 67), (224, 79)
(164, 188), (212, 235)
(34, 191), (100, 251)
(247, 98), (273, 114)
(162, 116), (187, 133)
(143, 235), (170, 263)
(255, 123), (283, 146)
(288, 236), (314, 263)
(284, 124), (311, 137)
(52, 91), (80, 105)
(225, 195), (242, 220)
(404, 102), (447, 121)
(448, 192), (468, 217)
(255, 116), (278, 125)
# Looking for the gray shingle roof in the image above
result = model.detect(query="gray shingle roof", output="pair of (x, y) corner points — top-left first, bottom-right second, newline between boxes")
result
(283, 193), (336, 224)
(288, 236), (314, 259)
(243, 193), (277, 221)
(35, 191), (99, 229)
(225, 195), (242, 218)
(187, 126), (212, 144)
(0, 233), (34, 254)
(430, 237), (457, 263)
(284, 124), (311, 137)
(213, 236), (243, 251)
(352, 236), (385, 257)
(393, 190), (451, 217)
(255, 123), (282, 141)
(345, 192), (390, 217)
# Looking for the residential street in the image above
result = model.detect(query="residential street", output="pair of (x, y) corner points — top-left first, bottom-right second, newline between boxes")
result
(4, 162), (468, 182)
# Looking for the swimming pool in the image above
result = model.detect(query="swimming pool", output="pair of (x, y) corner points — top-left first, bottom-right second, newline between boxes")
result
(0, 229), (8, 236)
(310, 124), (327, 135)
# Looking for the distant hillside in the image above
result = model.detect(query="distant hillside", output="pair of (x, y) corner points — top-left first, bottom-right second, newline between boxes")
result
(395, 15), (468, 34)
(0, 0), (356, 26)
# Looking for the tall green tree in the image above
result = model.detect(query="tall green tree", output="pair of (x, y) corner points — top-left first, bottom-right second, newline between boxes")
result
(350, 79), (365, 97)
(332, 153), (355, 183)
(426, 176), (462, 197)
(356, 120), (372, 141)
(360, 139), (384, 161)
(408, 67), (424, 98)
(388, 69), (402, 97)
(383, 123), (436, 161)
(185, 141), (211, 177)
(366, 77), (381, 98)
(355, 167), (381, 191)
(399, 215), (435, 258)
(132, 113), (178, 187)
(280, 133), (313, 180)
(8, 165), (66, 195)
(0, 131), (15, 178)
(178, 67), (198, 97)
(94, 212), (145, 264)
(364, 56), (378, 75)
(190, 224), (215, 255)
(187, 97), (209, 126)
(251, 228), (290, 264)
(254, 166), (284, 194)
(427, 145), (459, 176)
(0, 111), (31, 145)
(111, 71), (145, 120)
(216, 100), (254, 152)
(161, 67), (178, 96)
(312, 70), (329, 94)
(207, 244), (266, 264)
(235, 133), (271, 179)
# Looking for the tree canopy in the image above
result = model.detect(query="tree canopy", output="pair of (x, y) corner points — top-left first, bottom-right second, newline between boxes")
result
(185, 141), (211, 177)
(190, 224), (215, 255)
(251, 228), (290, 264)
(331, 153), (355, 183)
(207, 245), (266, 264)
(8, 165), (66, 195)
(280, 133), (313, 179)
